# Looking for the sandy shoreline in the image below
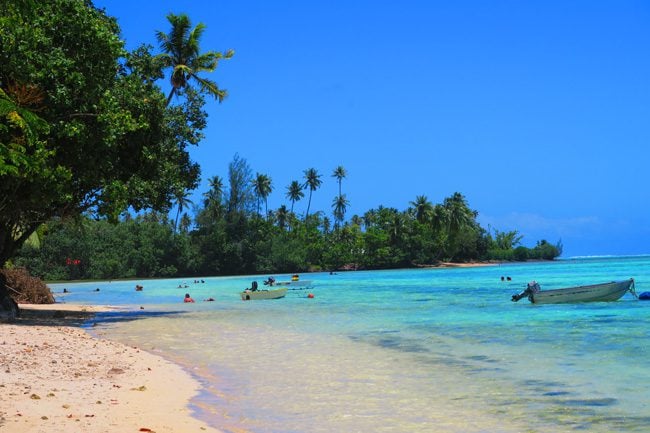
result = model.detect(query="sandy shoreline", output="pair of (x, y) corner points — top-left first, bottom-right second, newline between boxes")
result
(1, 305), (221, 433)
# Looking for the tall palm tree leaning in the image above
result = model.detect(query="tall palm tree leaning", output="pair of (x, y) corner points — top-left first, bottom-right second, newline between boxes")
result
(286, 180), (304, 213)
(303, 168), (322, 219)
(156, 13), (234, 106)
(252, 173), (273, 216)
(173, 188), (194, 232)
(332, 165), (347, 197)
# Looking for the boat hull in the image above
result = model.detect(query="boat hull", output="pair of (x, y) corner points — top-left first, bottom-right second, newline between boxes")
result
(275, 280), (312, 287)
(241, 288), (287, 301)
(530, 279), (634, 304)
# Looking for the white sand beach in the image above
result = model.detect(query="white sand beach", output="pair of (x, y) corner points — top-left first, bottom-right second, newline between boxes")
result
(0, 304), (221, 433)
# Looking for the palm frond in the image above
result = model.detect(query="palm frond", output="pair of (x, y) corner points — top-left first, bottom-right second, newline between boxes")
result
(193, 52), (219, 71)
(190, 74), (227, 102)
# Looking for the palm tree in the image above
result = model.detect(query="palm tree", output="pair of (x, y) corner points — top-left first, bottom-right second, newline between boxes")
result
(444, 192), (475, 235)
(172, 188), (194, 232)
(276, 205), (289, 230)
(332, 194), (349, 228)
(440, 192), (477, 259)
(332, 165), (347, 197)
(286, 180), (304, 213)
(322, 216), (331, 234)
(203, 175), (223, 206)
(410, 195), (433, 224)
(362, 209), (377, 230)
(202, 175), (224, 219)
(252, 173), (273, 216)
(388, 211), (406, 246)
(156, 13), (234, 105)
(303, 168), (322, 218)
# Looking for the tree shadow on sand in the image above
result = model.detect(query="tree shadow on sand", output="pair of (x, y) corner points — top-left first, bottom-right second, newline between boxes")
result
(10, 308), (184, 328)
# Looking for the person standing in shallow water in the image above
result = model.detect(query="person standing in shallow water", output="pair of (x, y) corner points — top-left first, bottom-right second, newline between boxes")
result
(184, 293), (195, 303)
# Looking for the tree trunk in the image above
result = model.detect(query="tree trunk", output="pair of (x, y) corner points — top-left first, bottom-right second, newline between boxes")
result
(0, 273), (19, 321)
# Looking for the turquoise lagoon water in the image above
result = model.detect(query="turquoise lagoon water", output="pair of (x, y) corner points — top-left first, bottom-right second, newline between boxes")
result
(50, 257), (650, 433)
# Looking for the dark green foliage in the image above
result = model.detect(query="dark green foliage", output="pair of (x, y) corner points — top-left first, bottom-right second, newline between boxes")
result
(530, 240), (563, 260)
(1, 1), (211, 266)
(14, 189), (561, 280)
(513, 246), (530, 261)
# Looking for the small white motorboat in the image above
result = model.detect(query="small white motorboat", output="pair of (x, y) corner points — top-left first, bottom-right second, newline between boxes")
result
(241, 287), (287, 301)
(511, 278), (636, 304)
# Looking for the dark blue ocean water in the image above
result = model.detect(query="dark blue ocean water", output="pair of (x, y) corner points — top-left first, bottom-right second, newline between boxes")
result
(51, 256), (650, 432)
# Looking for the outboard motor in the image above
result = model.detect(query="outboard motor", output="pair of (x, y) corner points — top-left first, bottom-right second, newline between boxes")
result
(511, 281), (540, 302)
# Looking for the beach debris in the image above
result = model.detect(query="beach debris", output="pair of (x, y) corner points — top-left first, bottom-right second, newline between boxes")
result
(139, 428), (154, 432)
(41, 416), (48, 420)
(131, 385), (147, 391)
(30, 393), (40, 399)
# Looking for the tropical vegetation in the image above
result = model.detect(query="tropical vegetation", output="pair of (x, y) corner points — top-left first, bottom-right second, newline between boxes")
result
(11, 154), (562, 281)
(1, 1), (561, 288)
(0, 0), (231, 307)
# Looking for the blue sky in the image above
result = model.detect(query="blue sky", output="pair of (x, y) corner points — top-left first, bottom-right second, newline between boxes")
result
(94, 0), (650, 258)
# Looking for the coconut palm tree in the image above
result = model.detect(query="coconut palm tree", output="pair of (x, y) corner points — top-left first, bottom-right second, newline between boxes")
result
(172, 188), (194, 232)
(203, 175), (223, 206)
(362, 209), (377, 230)
(286, 180), (304, 213)
(332, 193), (349, 228)
(202, 175), (224, 219)
(322, 216), (331, 234)
(388, 211), (406, 246)
(303, 168), (322, 218)
(252, 173), (273, 216)
(410, 195), (433, 224)
(276, 205), (289, 230)
(443, 192), (475, 235)
(332, 165), (347, 197)
(156, 13), (234, 105)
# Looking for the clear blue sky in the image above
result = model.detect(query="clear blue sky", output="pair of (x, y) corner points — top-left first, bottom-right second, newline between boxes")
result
(94, 0), (650, 258)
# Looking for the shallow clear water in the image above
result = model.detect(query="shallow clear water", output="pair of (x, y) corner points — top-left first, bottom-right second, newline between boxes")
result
(51, 257), (650, 432)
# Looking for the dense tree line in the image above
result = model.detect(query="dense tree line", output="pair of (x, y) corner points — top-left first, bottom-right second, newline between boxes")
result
(13, 155), (562, 280)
